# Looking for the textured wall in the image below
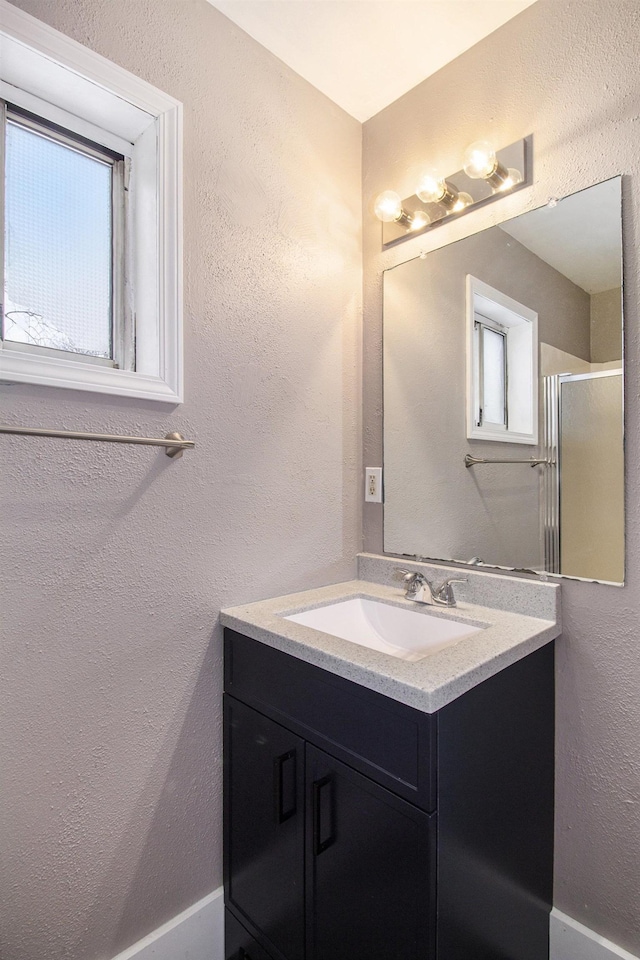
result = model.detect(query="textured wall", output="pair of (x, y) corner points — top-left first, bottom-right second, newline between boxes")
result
(384, 224), (591, 570)
(363, 0), (640, 952)
(0, 2), (362, 958)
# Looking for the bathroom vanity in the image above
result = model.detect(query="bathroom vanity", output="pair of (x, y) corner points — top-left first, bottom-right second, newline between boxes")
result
(221, 559), (561, 960)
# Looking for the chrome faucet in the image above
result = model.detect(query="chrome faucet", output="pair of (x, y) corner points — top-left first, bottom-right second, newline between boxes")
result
(393, 569), (468, 607)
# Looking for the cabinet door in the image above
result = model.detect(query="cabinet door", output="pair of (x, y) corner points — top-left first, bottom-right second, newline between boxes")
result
(225, 696), (305, 960)
(225, 909), (275, 960)
(306, 745), (435, 960)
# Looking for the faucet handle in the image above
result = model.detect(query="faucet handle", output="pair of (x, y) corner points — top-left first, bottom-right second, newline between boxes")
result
(392, 568), (429, 598)
(433, 576), (468, 607)
(392, 568), (418, 583)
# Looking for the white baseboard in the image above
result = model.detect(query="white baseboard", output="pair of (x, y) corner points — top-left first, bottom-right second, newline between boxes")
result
(551, 908), (639, 960)
(111, 887), (224, 960)
(109, 893), (640, 960)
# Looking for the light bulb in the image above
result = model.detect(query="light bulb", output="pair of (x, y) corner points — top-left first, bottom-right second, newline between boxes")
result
(463, 140), (498, 180)
(495, 167), (523, 192)
(415, 175), (447, 204)
(410, 209), (431, 231)
(452, 191), (473, 212)
(374, 190), (403, 222)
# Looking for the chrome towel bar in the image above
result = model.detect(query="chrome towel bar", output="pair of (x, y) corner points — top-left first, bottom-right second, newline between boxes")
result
(464, 454), (554, 468)
(0, 424), (194, 459)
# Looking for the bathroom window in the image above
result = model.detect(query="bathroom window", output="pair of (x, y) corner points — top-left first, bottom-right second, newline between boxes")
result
(0, 3), (183, 402)
(474, 318), (507, 429)
(2, 103), (131, 369)
(466, 275), (538, 445)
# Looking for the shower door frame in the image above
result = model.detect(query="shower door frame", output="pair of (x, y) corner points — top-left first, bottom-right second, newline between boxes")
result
(542, 367), (623, 578)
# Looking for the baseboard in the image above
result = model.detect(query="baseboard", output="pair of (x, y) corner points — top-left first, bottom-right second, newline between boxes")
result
(551, 908), (639, 960)
(110, 893), (640, 960)
(111, 887), (224, 960)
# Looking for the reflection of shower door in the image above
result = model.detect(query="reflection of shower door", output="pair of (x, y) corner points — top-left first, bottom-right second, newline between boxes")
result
(543, 370), (624, 582)
(542, 376), (560, 574)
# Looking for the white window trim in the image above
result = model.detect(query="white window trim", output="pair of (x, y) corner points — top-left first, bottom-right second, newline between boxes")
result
(466, 274), (538, 445)
(0, 0), (183, 403)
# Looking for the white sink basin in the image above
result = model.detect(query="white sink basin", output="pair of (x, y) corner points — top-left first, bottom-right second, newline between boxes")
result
(284, 597), (483, 662)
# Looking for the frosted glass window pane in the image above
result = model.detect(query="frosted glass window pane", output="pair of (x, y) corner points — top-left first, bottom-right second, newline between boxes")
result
(482, 327), (506, 425)
(4, 120), (112, 358)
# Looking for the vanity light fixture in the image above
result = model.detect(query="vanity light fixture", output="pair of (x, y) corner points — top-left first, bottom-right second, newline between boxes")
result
(375, 136), (531, 247)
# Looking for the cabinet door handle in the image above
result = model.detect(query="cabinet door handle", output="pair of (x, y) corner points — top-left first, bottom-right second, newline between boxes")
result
(274, 749), (297, 823)
(313, 775), (335, 855)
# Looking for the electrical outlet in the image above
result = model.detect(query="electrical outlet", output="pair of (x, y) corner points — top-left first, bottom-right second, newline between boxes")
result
(365, 467), (383, 503)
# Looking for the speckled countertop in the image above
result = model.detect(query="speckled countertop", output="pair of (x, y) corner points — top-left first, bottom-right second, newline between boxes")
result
(220, 557), (561, 713)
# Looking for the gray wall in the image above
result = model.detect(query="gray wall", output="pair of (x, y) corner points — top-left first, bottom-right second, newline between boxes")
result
(591, 286), (623, 361)
(384, 225), (591, 570)
(363, 0), (640, 952)
(1, 2), (362, 958)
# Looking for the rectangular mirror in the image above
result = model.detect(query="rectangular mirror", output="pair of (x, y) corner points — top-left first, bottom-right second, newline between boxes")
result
(383, 177), (624, 584)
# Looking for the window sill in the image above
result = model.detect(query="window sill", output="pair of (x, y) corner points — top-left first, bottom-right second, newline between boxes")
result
(466, 427), (538, 446)
(0, 346), (182, 403)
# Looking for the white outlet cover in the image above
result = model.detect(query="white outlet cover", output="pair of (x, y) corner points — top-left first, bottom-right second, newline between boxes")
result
(365, 467), (383, 503)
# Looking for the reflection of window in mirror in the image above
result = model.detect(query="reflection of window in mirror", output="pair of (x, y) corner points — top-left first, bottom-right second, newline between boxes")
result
(474, 320), (507, 429)
(466, 275), (538, 445)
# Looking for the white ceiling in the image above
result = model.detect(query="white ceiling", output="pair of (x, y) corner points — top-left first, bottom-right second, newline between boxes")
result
(206, 0), (537, 121)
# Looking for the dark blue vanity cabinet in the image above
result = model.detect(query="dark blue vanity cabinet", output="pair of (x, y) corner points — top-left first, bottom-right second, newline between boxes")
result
(223, 628), (554, 960)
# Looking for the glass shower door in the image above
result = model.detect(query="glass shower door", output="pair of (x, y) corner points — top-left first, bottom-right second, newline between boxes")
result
(558, 370), (624, 582)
